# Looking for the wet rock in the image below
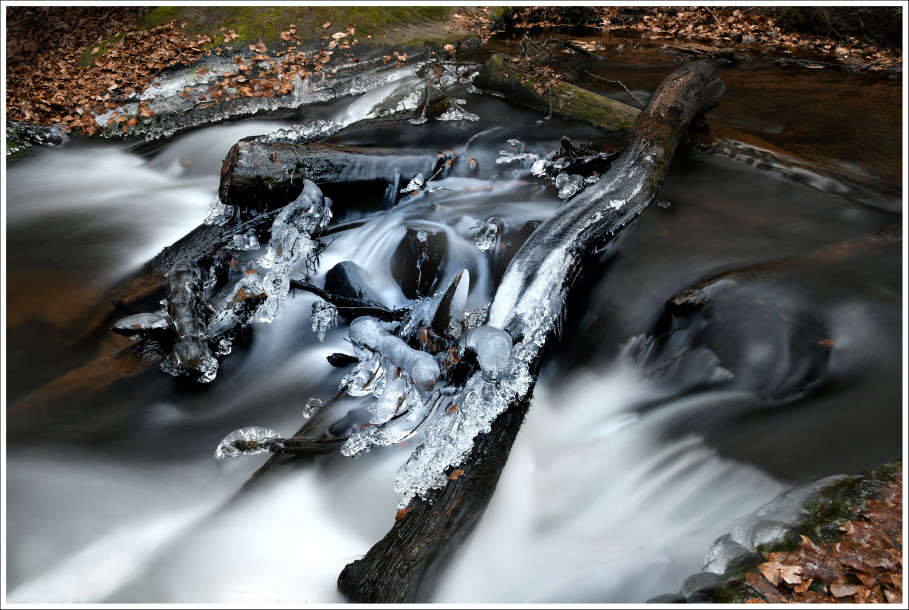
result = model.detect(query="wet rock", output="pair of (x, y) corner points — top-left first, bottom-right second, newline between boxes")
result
(496, 220), (541, 281)
(324, 261), (383, 321)
(391, 226), (447, 299)
(8, 120), (69, 147)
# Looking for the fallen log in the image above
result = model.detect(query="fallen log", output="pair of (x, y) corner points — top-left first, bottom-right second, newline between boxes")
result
(219, 141), (447, 218)
(338, 60), (725, 602)
(473, 53), (640, 134)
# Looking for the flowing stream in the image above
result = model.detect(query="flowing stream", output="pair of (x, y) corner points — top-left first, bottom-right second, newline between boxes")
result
(4, 36), (903, 603)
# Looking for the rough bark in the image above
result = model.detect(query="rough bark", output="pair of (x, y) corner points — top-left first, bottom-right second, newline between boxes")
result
(473, 53), (640, 133)
(338, 61), (725, 603)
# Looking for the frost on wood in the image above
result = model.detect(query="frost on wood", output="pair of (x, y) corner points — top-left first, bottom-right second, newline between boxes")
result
(257, 180), (332, 323)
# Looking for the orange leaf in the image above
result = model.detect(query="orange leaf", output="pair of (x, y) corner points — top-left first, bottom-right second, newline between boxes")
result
(395, 507), (411, 521)
(448, 469), (465, 480)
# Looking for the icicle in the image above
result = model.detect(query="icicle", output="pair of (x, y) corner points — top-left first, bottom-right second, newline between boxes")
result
(311, 301), (339, 342)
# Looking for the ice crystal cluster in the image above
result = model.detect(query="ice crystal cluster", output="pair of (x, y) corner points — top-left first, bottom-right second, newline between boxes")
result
(256, 180), (332, 323)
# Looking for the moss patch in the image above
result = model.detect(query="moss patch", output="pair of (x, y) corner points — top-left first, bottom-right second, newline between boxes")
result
(130, 5), (467, 49)
(6, 123), (31, 160)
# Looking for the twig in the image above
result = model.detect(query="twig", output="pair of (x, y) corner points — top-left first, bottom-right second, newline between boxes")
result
(584, 70), (647, 108)
(704, 7), (722, 27)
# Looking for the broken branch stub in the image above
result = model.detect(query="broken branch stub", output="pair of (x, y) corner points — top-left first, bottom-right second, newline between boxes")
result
(338, 61), (725, 602)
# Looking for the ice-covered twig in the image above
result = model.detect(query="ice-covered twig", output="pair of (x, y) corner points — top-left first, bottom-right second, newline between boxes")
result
(161, 259), (218, 382)
(289, 278), (407, 322)
(214, 426), (343, 460)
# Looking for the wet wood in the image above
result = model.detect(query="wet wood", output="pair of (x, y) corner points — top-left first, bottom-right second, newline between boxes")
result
(473, 53), (640, 133)
(220, 140), (444, 216)
(339, 61), (726, 602)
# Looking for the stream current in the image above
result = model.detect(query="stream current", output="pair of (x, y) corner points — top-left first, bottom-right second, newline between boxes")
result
(4, 37), (904, 603)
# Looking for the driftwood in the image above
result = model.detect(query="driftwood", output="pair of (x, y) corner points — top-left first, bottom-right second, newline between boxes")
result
(338, 60), (725, 602)
(659, 42), (737, 62)
(473, 54), (640, 133)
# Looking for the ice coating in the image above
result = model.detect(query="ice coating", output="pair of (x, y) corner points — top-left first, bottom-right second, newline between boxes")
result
(474, 217), (503, 251)
(257, 180), (332, 322)
(310, 301), (338, 342)
(332, 76), (431, 128)
(459, 325), (513, 382)
(348, 316), (440, 390)
(162, 259), (219, 382)
(391, 65), (715, 505)
(214, 426), (281, 459)
(395, 343), (536, 507)
(301, 397), (323, 419)
(400, 172), (425, 194)
(340, 352), (385, 397)
(112, 312), (171, 336)
(206, 274), (266, 354)
(342, 385), (435, 457)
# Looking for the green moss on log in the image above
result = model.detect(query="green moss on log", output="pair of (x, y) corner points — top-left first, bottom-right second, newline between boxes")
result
(473, 54), (639, 134)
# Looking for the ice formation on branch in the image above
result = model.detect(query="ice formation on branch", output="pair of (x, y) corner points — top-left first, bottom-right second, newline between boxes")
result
(474, 217), (503, 251)
(214, 426), (281, 459)
(257, 180), (332, 323)
(311, 301), (339, 342)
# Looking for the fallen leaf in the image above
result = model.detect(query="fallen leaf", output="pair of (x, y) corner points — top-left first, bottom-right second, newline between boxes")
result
(448, 469), (465, 480)
(395, 507), (411, 521)
(829, 582), (858, 598)
(321, 21), (331, 28)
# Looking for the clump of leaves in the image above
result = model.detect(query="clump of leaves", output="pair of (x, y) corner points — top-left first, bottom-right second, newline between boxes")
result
(745, 465), (903, 604)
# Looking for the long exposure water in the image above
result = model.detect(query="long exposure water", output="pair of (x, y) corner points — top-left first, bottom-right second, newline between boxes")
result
(4, 35), (904, 603)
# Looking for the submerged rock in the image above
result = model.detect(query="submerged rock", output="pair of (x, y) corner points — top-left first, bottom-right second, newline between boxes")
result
(391, 226), (448, 299)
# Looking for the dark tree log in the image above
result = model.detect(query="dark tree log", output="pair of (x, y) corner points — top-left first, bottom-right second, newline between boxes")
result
(473, 54), (640, 134)
(220, 141), (445, 217)
(338, 61), (725, 603)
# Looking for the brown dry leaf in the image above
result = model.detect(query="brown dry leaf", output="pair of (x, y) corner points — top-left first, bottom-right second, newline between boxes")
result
(321, 21), (331, 29)
(395, 507), (411, 522)
(829, 582), (859, 598)
(759, 562), (783, 586)
(779, 565), (802, 585)
(448, 469), (465, 480)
